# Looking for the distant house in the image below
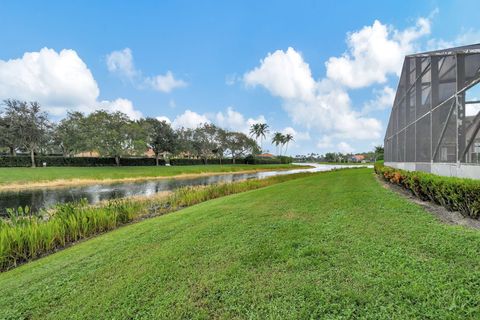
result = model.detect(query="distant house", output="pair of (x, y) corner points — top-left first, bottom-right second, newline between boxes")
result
(75, 151), (100, 157)
(351, 154), (365, 162)
(75, 148), (156, 158)
(144, 148), (155, 158)
(257, 153), (275, 158)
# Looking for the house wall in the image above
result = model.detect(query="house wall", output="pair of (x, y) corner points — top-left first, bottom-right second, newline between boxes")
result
(385, 161), (480, 179)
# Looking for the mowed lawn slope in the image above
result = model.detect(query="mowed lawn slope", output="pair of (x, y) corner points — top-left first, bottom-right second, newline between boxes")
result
(0, 164), (297, 186)
(1, 168), (479, 319)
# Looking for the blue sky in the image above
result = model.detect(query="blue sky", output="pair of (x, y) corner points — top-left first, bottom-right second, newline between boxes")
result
(1, 0), (479, 155)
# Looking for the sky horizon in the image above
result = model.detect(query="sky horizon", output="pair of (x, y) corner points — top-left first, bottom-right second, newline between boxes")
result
(1, 1), (479, 155)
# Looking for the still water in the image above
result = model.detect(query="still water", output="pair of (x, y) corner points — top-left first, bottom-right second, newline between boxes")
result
(0, 164), (369, 215)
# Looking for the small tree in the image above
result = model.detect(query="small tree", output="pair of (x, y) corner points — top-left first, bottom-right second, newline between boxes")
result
(374, 145), (384, 161)
(143, 118), (178, 165)
(3, 100), (50, 167)
(192, 123), (220, 164)
(0, 104), (22, 156)
(0, 115), (16, 156)
(54, 112), (89, 156)
(224, 132), (259, 164)
(86, 110), (133, 166)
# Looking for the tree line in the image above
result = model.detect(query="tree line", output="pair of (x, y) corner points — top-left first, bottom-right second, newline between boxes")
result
(0, 99), (265, 167)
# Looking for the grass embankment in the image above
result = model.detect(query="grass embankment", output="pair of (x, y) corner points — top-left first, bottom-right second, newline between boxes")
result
(0, 164), (302, 190)
(1, 168), (480, 318)
(0, 172), (314, 271)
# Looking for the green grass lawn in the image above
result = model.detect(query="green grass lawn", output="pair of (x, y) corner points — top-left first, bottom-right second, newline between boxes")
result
(1, 168), (479, 319)
(0, 164), (298, 186)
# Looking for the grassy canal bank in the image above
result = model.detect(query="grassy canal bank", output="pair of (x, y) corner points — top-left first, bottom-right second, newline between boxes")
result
(0, 164), (303, 190)
(1, 168), (479, 318)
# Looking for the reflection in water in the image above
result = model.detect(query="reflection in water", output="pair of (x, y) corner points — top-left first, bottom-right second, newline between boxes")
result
(0, 164), (369, 215)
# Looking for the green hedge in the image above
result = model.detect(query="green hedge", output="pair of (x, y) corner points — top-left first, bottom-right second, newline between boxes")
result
(244, 155), (293, 165)
(374, 162), (480, 219)
(169, 158), (204, 166)
(119, 157), (165, 166)
(0, 156), (290, 167)
(0, 156), (164, 167)
(169, 158), (248, 165)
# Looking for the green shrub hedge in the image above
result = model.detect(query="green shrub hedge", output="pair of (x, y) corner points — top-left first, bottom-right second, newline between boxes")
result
(244, 155), (293, 164)
(0, 156), (167, 167)
(374, 162), (480, 219)
(168, 158), (204, 166)
(0, 155), (291, 167)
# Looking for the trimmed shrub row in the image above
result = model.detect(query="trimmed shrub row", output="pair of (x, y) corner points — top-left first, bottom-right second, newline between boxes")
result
(0, 156), (291, 167)
(244, 155), (293, 165)
(374, 162), (480, 219)
(0, 156), (164, 167)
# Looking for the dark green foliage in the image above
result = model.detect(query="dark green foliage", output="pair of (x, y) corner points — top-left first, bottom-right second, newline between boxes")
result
(0, 156), (164, 167)
(169, 158), (248, 166)
(375, 163), (480, 219)
(169, 158), (205, 166)
(118, 157), (163, 166)
(0, 156), (293, 167)
(244, 155), (293, 164)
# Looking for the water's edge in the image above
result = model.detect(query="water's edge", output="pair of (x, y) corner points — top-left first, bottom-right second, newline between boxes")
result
(0, 164), (370, 215)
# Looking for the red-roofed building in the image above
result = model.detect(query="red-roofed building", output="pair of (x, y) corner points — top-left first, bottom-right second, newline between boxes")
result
(257, 153), (275, 158)
(351, 154), (365, 162)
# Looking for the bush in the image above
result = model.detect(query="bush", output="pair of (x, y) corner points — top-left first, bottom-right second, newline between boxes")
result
(119, 157), (164, 166)
(169, 158), (248, 165)
(169, 158), (205, 166)
(0, 156), (166, 167)
(0, 155), (287, 167)
(244, 155), (292, 165)
(374, 163), (480, 219)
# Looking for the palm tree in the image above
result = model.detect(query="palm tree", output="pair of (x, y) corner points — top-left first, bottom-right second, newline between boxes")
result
(271, 132), (284, 155)
(283, 134), (294, 155)
(249, 123), (269, 152)
(249, 123), (260, 152)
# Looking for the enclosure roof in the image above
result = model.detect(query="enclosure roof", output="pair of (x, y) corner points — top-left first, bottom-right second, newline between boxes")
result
(406, 43), (480, 58)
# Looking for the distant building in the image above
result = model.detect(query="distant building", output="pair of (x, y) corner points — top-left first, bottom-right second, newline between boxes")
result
(351, 154), (365, 162)
(75, 148), (156, 158)
(75, 151), (100, 157)
(257, 153), (275, 158)
(384, 44), (480, 179)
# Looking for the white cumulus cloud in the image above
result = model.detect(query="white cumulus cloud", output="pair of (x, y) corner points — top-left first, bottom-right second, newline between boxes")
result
(325, 17), (431, 88)
(282, 127), (310, 141)
(145, 71), (187, 93)
(427, 28), (480, 51)
(242, 13), (440, 152)
(106, 48), (137, 79)
(156, 116), (172, 124)
(244, 47), (315, 101)
(0, 48), (99, 113)
(337, 142), (354, 153)
(106, 48), (187, 93)
(215, 107), (266, 134)
(317, 136), (333, 149)
(0, 47), (142, 119)
(98, 98), (143, 120)
(362, 86), (395, 114)
(243, 48), (382, 141)
(172, 110), (209, 129)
